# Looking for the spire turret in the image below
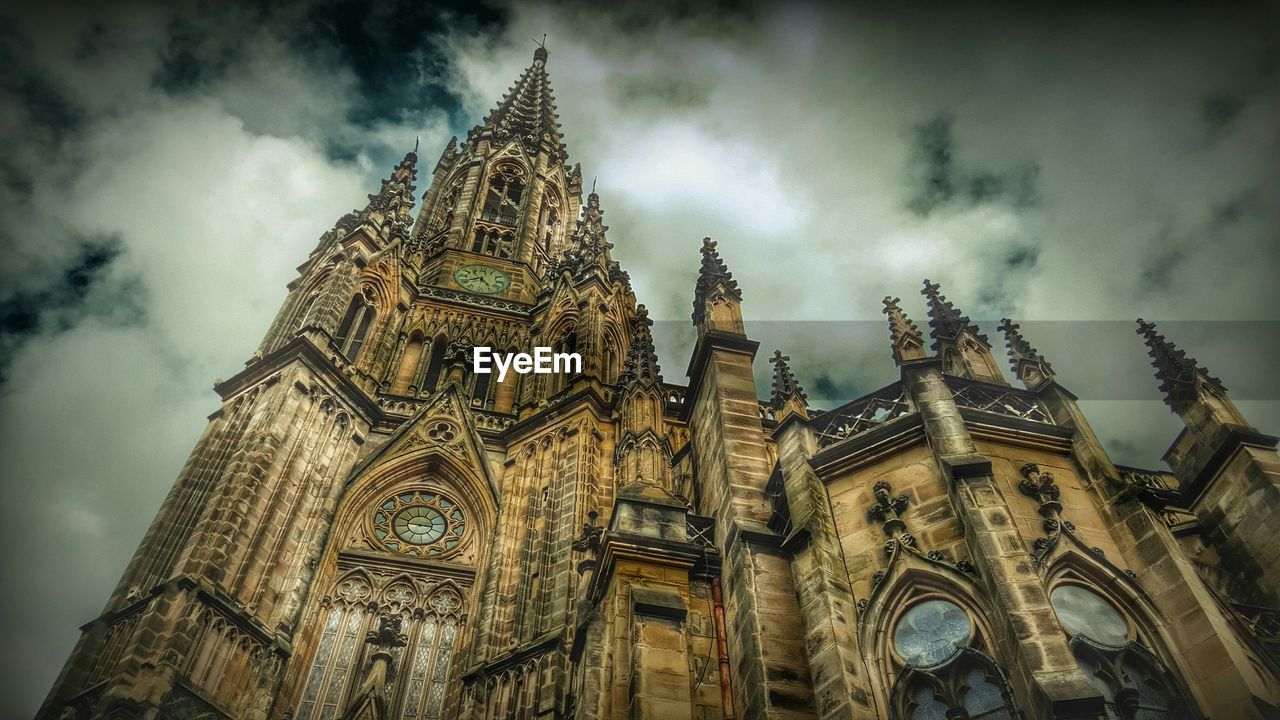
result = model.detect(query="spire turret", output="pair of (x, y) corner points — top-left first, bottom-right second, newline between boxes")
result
(920, 279), (1005, 383)
(360, 149), (418, 238)
(478, 47), (566, 158)
(692, 238), (744, 334)
(921, 279), (987, 350)
(1136, 319), (1227, 413)
(544, 191), (629, 290)
(769, 350), (809, 421)
(618, 305), (663, 389)
(999, 319), (1055, 390)
(882, 296), (927, 365)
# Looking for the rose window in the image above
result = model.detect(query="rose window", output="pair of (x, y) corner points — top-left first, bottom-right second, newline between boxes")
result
(373, 491), (466, 557)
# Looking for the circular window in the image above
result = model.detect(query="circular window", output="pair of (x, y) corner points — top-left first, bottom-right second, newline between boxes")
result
(893, 599), (972, 666)
(1050, 585), (1129, 647)
(372, 491), (466, 557)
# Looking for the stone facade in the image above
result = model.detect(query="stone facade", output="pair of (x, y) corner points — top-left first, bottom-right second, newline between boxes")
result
(39, 49), (1280, 720)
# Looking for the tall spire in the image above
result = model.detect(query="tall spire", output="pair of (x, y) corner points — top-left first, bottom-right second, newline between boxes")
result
(882, 296), (927, 365)
(920, 279), (1005, 383)
(921, 279), (988, 351)
(999, 319), (1055, 389)
(362, 149), (417, 227)
(618, 305), (662, 389)
(478, 47), (566, 158)
(692, 238), (743, 327)
(1136, 319), (1227, 412)
(545, 191), (629, 290)
(769, 350), (809, 420)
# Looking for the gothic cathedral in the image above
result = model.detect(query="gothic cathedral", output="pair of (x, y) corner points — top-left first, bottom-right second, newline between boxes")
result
(40, 48), (1280, 720)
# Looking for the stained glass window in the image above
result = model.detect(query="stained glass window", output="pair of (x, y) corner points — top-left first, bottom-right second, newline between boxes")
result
(910, 685), (948, 720)
(399, 592), (462, 720)
(1050, 585), (1129, 647)
(962, 667), (1013, 719)
(1071, 638), (1191, 719)
(893, 599), (972, 666)
(296, 606), (364, 720)
(372, 491), (466, 557)
(890, 598), (1017, 720)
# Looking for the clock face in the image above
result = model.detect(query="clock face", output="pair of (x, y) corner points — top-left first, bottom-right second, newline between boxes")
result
(454, 264), (510, 294)
(393, 505), (447, 545)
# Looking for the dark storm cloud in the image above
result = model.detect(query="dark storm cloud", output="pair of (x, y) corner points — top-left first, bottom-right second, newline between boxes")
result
(0, 26), (85, 144)
(906, 113), (1040, 217)
(0, 237), (146, 381)
(1201, 92), (1245, 135)
(1139, 190), (1264, 290)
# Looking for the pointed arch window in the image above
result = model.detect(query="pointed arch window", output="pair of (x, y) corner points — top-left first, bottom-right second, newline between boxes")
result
(293, 291), (321, 333)
(430, 182), (462, 236)
(1050, 584), (1196, 719)
(547, 328), (579, 396)
(402, 589), (464, 720)
(538, 189), (562, 255)
(888, 598), (1018, 720)
(335, 292), (376, 359)
(296, 578), (468, 720)
(422, 336), (448, 393)
(481, 166), (524, 226)
(492, 347), (519, 414)
(392, 333), (425, 395)
(296, 578), (370, 720)
(471, 368), (493, 409)
(602, 338), (619, 384)
(470, 227), (515, 258)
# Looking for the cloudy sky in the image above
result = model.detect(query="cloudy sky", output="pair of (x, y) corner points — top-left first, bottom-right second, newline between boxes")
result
(2, 0), (1278, 713)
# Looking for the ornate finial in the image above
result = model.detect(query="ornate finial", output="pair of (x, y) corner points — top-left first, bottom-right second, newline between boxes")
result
(921, 279), (988, 350)
(868, 481), (912, 551)
(999, 318), (1054, 387)
(1136, 319), (1226, 412)
(882, 296), (926, 365)
(618, 305), (662, 388)
(533, 36), (548, 63)
(769, 349), (807, 410)
(692, 237), (742, 324)
(591, 176), (597, 194)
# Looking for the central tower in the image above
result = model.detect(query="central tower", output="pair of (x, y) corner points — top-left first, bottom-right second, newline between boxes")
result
(39, 48), (719, 720)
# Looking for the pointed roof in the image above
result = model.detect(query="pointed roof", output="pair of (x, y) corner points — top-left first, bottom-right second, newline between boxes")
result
(692, 237), (742, 324)
(357, 148), (418, 236)
(882, 296), (927, 364)
(999, 318), (1055, 386)
(1136, 319), (1226, 411)
(544, 191), (629, 288)
(618, 305), (662, 388)
(769, 349), (808, 408)
(921, 279), (988, 351)
(479, 47), (566, 158)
